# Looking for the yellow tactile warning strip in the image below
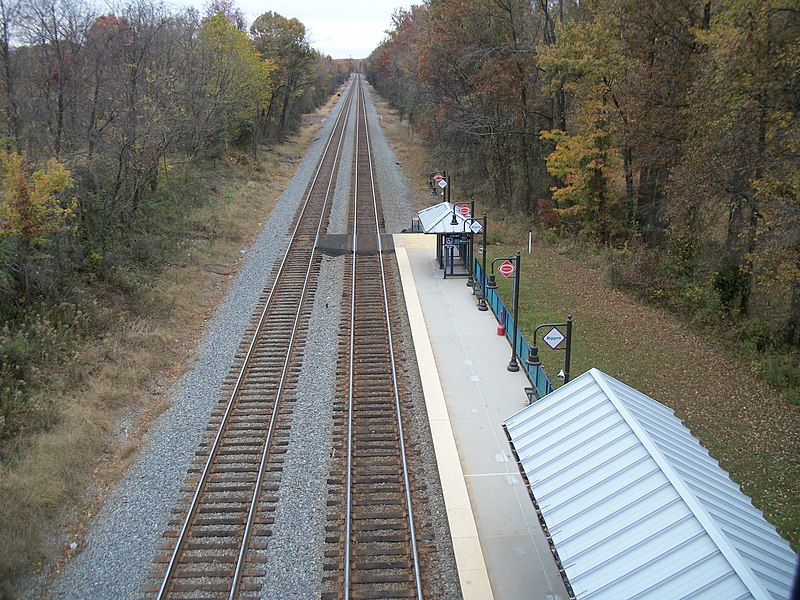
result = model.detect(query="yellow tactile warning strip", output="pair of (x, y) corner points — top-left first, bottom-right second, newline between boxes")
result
(394, 234), (495, 600)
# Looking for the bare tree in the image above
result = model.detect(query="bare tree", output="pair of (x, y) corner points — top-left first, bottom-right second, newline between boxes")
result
(0, 0), (21, 149)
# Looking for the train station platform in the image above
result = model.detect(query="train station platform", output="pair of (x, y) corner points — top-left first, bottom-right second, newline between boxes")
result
(393, 234), (569, 600)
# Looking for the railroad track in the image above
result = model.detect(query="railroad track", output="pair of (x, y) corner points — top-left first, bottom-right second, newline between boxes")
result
(144, 73), (430, 599)
(144, 77), (357, 600)
(322, 76), (425, 600)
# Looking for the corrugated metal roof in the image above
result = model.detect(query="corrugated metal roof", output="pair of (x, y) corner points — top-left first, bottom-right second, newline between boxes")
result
(504, 368), (797, 600)
(416, 201), (470, 233)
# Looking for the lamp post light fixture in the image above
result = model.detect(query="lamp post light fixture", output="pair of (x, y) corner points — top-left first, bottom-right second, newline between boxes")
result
(488, 252), (522, 372)
(526, 315), (573, 384)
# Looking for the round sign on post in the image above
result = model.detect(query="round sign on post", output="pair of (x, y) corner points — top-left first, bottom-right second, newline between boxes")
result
(459, 204), (471, 218)
(498, 259), (515, 278)
(434, 173), (443, 183)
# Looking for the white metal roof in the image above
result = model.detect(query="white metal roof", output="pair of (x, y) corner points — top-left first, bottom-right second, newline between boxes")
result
(504, 368), (797, 600)
(416, 201), (471, 234)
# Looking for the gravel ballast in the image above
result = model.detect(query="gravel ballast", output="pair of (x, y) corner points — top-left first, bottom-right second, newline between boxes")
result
(34, 76), (462, 600)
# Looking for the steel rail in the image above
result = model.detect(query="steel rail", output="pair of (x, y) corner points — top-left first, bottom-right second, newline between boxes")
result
(156, 78), (356, 600)
(343, 75), (359, 600)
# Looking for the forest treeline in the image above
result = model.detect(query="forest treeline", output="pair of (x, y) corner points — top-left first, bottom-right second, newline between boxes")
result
(366, 0), (800, 399)
(0, 0), (351, 447)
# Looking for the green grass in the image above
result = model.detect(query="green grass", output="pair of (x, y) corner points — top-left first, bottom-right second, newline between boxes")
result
(482, 237), (800, 551)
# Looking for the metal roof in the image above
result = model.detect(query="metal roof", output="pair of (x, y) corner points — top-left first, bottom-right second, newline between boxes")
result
(504, 368), (797, 600)
(416, 201), (471, 234)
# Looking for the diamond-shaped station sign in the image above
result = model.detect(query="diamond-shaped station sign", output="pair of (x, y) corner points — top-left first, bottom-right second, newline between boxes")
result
(542, 327), (565, 349)
(498, 260), (515, 278)
(469, 220), (483, 234)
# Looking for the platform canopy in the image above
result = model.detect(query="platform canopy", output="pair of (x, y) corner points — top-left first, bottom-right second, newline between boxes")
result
(504, 368), (797, 600)
(416, 201), (471, 234)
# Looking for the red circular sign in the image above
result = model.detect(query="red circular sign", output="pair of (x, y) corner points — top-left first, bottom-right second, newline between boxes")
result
(498, 260), (515, 278)
(459, 204), (471, 217)
(434, 173), (443, 182)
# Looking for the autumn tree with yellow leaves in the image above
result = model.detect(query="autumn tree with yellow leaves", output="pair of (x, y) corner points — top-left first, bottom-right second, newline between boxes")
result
(0, 150), (74, 298)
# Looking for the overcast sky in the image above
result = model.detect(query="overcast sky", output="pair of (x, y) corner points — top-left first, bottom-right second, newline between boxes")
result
(185, 0), (417, 59)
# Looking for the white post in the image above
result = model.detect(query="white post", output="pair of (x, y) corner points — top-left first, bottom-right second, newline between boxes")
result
(528, 228), (532, 254)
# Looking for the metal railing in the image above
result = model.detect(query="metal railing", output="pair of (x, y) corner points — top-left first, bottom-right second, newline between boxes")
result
(474, 260), (554, 399)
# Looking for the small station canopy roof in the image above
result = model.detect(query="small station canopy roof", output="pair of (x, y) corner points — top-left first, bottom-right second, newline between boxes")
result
(417, 201), (471, 234)
(504, 368), (797, 600)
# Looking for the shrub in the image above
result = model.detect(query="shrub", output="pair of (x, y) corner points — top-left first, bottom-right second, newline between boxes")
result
(675, 280), (722, 325)
(538, 198), (558, 229)
(0, 304), (89, 452)
(712, 255), (745, 310)
(738, 317), (777, 353)
(753, 351), (800, 406)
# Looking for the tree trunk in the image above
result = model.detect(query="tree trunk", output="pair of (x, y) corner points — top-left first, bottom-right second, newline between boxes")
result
(279, 86), (290, 134)
(623, 145), (634, 227)
(635, 164), (666, 238)
(739, 103), (768, 316)
(519, 136), (536, 222)
(787, 244), (800, 347)
(54, 84), (64, 156)
(0, 0), (20, 149)
(739, 202), (758, 316)
(701, 2), (711, 29)
(556, 75), (567, 131)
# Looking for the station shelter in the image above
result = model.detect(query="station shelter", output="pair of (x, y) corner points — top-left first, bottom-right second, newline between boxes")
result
(416, 201), (477, 278)
(504, 368), (798, 600)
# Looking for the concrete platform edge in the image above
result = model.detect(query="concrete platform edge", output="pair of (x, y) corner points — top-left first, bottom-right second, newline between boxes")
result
(394, 242), (494, 600)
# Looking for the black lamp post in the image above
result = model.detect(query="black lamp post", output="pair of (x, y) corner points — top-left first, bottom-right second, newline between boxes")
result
(479, 213), (488, 311)
(526, 315), (573, 384)
(463, 211), (484, 293)
(464, 216), (475, 288)
(443, 202), (458, 276)
(488, 252), (522, 372)
(446, 173), (451, 202)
